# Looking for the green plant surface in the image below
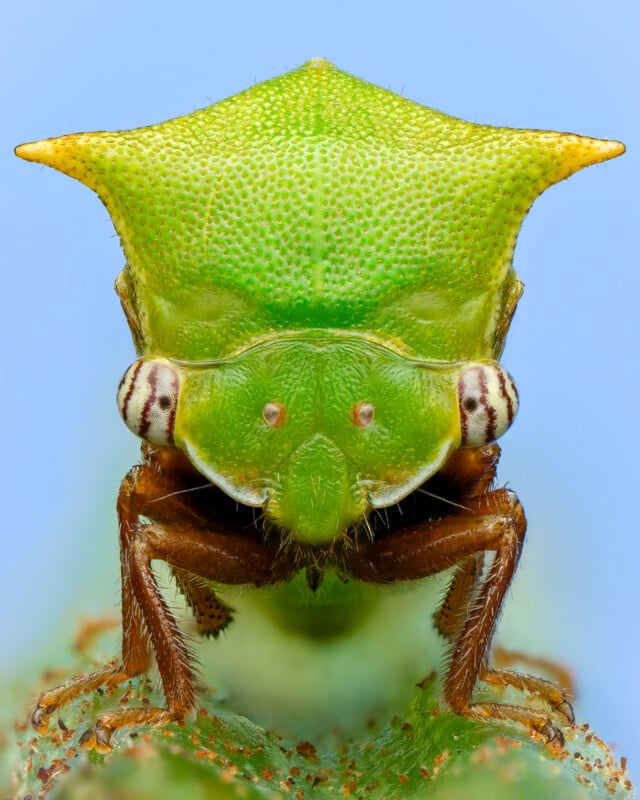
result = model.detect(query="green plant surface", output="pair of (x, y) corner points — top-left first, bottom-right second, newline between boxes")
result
(3, 644), (634, 800)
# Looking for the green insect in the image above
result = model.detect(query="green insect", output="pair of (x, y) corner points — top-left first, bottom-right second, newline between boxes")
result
(16, 58), (623, 751)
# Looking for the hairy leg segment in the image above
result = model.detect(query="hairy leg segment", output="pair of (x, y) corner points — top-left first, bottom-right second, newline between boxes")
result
(31, 446), (295, 751)
(344, 445), (573, 744)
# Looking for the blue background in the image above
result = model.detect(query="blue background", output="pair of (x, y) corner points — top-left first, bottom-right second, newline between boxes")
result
(3, 0), (638, 772)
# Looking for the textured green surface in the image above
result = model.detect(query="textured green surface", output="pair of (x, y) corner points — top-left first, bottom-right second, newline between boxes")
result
(177, 339), (459, 541)
(15, 58), (622, 362)
(3, 649), (635, 800)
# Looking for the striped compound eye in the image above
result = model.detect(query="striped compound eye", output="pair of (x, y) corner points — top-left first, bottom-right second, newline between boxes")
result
(458, 363), (519, 447)
(117, 359), (181, 446)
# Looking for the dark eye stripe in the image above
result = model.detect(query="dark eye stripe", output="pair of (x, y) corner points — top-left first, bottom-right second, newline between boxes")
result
(476, 364), (497, 443)
(119, 359), (144, 429)
(138, 362), (160, 439)
(458, 372), (469, 442)
(497, 367), (517, 425)
(166, 371), (180, 440)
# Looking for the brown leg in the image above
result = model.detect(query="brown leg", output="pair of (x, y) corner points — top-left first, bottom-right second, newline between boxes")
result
(172, 567), (234, 638)
(73, 616), (120, 654)
(432, 448), (493, 642)
(433, 554), (484, 640)
(31, 662), (132, 738)
(32, 448), (294, 749)
(492, 646), (575, 697)
(431, 446), (574, 732)
(433, 556), (574, 729)
(480, 666), (574, 723)
(31, 461), (160, 738)
(347, 485), (570, 743)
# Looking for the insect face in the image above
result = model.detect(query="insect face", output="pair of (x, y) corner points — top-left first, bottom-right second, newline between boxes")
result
(116, 347), (518, 546)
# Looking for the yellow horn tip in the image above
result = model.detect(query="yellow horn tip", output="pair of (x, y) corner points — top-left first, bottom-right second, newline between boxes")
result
(557, 134), (626, 175)
(15, 133), (98, 183)
(14, 139), (55, 163)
